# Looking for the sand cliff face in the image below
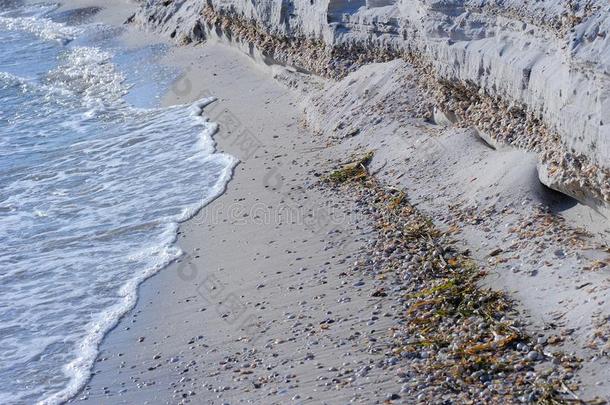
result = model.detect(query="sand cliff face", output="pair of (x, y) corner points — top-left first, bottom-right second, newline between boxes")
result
(134, 0), (610, 215)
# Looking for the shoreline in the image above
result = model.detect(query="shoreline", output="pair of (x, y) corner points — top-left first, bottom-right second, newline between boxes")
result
(47, 0), (610, 403)
(72, 38), (407, 404)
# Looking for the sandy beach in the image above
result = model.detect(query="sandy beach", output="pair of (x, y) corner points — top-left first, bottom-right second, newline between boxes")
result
(70, 39), (405, 403)
(40, 0), (610, 403)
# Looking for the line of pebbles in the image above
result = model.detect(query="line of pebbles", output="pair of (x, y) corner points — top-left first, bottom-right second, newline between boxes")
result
(323, 153), (600, 404)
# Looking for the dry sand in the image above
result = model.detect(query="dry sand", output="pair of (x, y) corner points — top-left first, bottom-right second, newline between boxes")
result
(301, 58), (610, 399)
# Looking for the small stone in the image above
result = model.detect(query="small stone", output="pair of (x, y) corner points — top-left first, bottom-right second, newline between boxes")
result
(489, 248), (503, 256)
(386, 393), (400, 400)
(527, 351), (540, 361)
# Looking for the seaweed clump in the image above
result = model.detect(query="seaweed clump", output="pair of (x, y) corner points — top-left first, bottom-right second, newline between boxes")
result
(326, 151), (374, 184)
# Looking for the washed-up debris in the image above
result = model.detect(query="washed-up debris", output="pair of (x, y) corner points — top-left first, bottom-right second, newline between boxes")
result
(324, 155), (591, 403)
(326, 151), (374, 183)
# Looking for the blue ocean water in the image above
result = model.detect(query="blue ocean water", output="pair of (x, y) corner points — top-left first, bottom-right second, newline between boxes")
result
(0, 3), (235, 404)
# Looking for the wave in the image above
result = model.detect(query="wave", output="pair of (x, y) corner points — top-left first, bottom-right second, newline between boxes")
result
(36, 100), (237, 405)
(0, 4), (237, 405)
(0, 5), (80, 44)
(46, 46), (128, 102)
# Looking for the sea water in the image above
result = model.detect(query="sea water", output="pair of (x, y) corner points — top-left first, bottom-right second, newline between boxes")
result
(0, 3), (236, 404)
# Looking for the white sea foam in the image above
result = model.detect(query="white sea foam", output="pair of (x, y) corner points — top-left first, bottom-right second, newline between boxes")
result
(0, 8), (79, 43)
(47, 46), (127, 101)
(0, 4), (237, 405)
